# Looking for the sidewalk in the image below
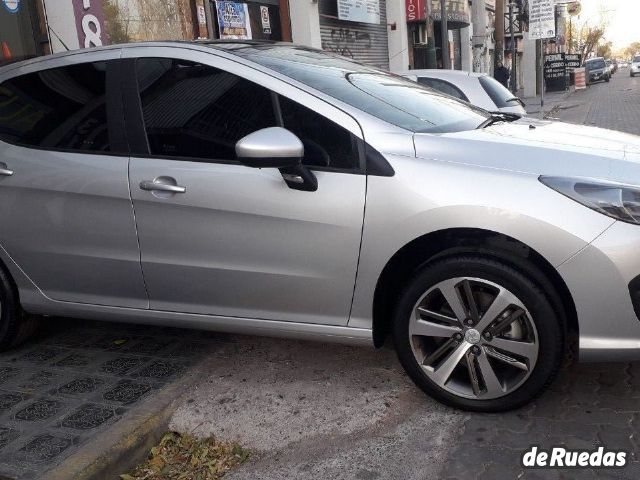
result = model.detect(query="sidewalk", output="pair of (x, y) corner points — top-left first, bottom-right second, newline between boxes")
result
(519, 88), (577, 117)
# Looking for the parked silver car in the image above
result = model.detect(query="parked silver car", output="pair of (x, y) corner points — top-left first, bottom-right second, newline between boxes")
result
(399, 69), (527, 116)
(631, 55), (640, 77)
(1, 42), (640, 412)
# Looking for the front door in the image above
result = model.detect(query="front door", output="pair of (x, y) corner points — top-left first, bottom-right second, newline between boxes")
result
(126, 55), (366, 325)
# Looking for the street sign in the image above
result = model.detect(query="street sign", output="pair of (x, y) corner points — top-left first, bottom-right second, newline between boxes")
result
(529, 0), (556, 40)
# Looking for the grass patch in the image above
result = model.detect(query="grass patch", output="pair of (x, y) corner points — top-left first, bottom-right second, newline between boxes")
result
(121, 432), (250, 480)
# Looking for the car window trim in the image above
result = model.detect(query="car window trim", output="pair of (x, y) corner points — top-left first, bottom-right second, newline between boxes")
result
(0, 59), (128, 156)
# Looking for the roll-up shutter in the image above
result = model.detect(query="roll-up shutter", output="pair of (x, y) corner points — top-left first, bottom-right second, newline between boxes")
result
(318, 0), (389, 70)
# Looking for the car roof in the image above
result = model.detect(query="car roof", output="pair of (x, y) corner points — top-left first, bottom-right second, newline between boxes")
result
(397, 69), (487, 79)
(0, 40), (287, 72)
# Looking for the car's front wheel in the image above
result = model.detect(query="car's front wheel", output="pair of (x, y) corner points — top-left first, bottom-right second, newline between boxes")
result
(393, 255), (564, 412)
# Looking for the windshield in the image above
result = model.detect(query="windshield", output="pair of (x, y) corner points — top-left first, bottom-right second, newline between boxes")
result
(586, 59), (606, 70)
(634, 56), (640, 63)
(218, 44), (489, 133)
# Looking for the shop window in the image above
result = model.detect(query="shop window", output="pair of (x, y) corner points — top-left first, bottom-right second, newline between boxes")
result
(0, 62), (111, 152)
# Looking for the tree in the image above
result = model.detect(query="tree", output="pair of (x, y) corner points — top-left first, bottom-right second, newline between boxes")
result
(103, 0), (131, 44)
(571, 25), (604, 63)
(596, 41), (612, 59)
(623, 42), (640, 59)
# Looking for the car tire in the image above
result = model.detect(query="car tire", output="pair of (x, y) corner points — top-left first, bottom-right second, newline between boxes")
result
(392, 255), (564, 412)
(0, 267), (37, 352)
(605, 76), (610, 82)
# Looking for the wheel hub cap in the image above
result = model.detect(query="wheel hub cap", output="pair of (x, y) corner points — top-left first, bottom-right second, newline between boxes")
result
(409, 276), (539, 400)
(464, 329), (481, 345)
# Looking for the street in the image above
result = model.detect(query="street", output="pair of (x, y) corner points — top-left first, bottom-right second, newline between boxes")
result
(541, 68), (640, 133)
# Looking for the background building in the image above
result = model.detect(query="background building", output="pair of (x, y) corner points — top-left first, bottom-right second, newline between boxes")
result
(1, 0), (561, 100)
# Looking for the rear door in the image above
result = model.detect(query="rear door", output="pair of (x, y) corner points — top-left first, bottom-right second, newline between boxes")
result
(0, 54), (148, 308)
(123, 47), (367, 325)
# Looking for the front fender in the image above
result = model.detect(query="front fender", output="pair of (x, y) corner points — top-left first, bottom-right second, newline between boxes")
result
(349, 155), (614, 329)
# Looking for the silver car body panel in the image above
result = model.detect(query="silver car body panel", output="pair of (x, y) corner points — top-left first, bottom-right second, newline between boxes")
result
(3, 43), (640, 360)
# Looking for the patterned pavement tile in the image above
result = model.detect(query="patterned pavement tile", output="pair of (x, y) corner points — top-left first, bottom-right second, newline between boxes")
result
(0, 318), (212, 480)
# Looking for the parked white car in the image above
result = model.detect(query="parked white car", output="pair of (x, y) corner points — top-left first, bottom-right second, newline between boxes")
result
(399, 69), (527, 116)
(631, 55), (640, 77)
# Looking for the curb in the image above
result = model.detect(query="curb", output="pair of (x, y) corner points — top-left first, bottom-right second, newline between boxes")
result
(45, 364), (204, 480)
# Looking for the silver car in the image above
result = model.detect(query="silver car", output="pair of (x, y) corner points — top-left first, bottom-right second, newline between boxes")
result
(1, 42), (640, 412)
(399, 69), (527, 116)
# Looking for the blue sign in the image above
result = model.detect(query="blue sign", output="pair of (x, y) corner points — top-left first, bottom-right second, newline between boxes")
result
(215, 1), (252, 39)
(2, 0), (21, 14)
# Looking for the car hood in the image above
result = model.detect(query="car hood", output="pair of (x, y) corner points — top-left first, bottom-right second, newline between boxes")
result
(414, 118), (640, 184)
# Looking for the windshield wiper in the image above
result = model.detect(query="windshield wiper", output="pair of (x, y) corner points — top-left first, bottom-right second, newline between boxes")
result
(477, 111), (521, 129)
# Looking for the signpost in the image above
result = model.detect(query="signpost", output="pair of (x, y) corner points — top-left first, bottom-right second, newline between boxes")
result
(528, 0), (556, 40)
(528, 0), (557, 115)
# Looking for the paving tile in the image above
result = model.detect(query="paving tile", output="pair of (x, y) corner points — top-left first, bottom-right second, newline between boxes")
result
(0, 318), (207, 480)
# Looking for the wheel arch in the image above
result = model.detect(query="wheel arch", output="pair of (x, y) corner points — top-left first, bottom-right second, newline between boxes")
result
(372, 228), (578, 349)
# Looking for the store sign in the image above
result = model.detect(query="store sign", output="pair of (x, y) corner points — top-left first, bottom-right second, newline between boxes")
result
(544, 52), (567, 91)
(215, 1), (252, 39)
(197, 5), (207, 24)
(2, 0), (21, 14)
(529, 0), (556, 40)
(405, 0), (426, 22)
(565, 53), (582, 69)
(72, 0), (107, 48)
(260, 6), (271, 34)
(337, 0), (380, 25)
(430, 0), (471, 26)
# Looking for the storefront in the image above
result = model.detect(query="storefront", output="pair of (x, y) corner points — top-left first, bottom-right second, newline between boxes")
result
(406, 0), (471, 69)
(209, 0), (290, 41)
(319, 0), (389, 70)
(0, 0), (46, 63)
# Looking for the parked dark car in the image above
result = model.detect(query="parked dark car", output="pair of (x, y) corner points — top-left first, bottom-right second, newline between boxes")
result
(585, 57), (610, 84)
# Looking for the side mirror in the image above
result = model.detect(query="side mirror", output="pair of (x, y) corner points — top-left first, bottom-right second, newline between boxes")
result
(235, 127), (303, 169)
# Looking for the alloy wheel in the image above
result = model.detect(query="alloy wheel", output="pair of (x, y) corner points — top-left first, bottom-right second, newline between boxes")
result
(409, 277), (539, 400)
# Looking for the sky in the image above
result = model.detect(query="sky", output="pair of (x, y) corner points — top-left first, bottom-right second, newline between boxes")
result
(575, 0), (640, 49)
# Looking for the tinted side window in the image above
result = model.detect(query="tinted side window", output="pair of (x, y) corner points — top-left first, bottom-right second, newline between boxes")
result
(279, 96), (358, 170)
(136, 58), (276, 161)
(417, 77), (468, 101)
(0, 62), (111, 152)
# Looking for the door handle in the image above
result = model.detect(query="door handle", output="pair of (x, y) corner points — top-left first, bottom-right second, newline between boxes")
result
(140, 180), (186, 194)
(0, 163), (14, 177)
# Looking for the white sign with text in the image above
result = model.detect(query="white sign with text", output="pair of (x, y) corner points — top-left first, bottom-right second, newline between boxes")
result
(337, 0), (380, 25)
(529, 0), (556, 39)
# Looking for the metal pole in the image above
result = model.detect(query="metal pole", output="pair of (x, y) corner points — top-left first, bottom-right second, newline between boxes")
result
(540, 39), (545, 118)
(509, 1), (517, 93)
(440, 0), (449, 69)
(426, 0), (437, 68)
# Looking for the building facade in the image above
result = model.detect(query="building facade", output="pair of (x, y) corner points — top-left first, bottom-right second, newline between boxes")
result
(1, 0), (555, 99)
